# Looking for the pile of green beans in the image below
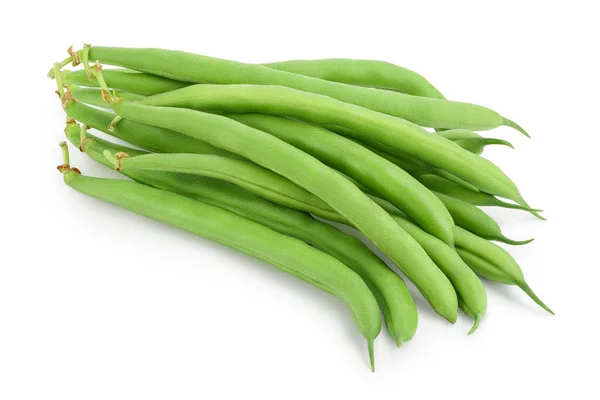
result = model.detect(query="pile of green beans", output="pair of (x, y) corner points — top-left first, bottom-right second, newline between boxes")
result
(50, 45), (553, 371)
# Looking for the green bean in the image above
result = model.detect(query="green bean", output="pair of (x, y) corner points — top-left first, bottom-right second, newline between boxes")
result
(58, 162), (381, 370)
(416, 174), (544, 216)
(65, 125), (418, 348)
(69, 84), (145, 105)
(80, 46), (527, 134)
(62, 97), (232, 156)
(107, 98), (458, 322)
(67, 86), (454, 244)
(227, 113), (454, 245)
(63, 68), (190, 95)
(454, 227), (553, 314)
(435, 193), (534, 245)
(263, 58), (446, 99)
(115, 152), (346, 224)
(137, 84), (528, 205)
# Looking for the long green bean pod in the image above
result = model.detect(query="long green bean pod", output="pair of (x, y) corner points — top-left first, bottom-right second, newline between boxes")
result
(65, 125), (418, 347)
(77, 46), (526, 134)
(58, 162), (382, 370)
(137, 84), (528, 206)
(263, 58), (446, 99)
(454, 228), (553, 315)
(107, 98), (459, 322)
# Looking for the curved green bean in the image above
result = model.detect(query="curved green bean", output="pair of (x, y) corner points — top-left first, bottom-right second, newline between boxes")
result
(81, 46), (527, 134)
(58, 165), (381, 370)
(435, 193), (534, 245)
(454, 228), (553, 315)
(138, 84), (528, 205)
(65, 125), (418, 347)
(263, 58), (446, 99)
(109, 99), (459, 322)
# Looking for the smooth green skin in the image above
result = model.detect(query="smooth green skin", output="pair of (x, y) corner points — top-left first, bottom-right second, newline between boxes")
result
(65, 126), (418, 346)
(63, 99), (231, 156)
(63, 68), (190, 95)
(417, 174), (539, 213)
(138, 84), (525, 204)
(388, 214), (487, 333)
(228, 113), (455, 245)
(69, 85), (147, 104)
(264, 58), (446, 99)
(84, 46), (522, 132)
(120, 153), (346, 224)
(111, 99), (459, 322)
(435, 193), (534, 246)
(68, 88), (456, 245)
(62, 170), (381, 370)
(454, 227), (553, 314)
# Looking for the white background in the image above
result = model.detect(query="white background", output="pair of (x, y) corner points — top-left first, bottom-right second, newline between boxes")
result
(2, 1), (599, 399)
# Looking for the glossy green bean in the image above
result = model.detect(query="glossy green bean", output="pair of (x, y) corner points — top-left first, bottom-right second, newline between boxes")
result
(435, 129), (514, 155)
(138, 84), (527, 205)
(80, 46), (527, 133)
(264, 58), (446, 98)
(435, 193), (534, 245)
(65, 125), (418, 347)
(454, 228), (553, 315)
(59, 166), (381, 370)
(109, 99), (458, 322)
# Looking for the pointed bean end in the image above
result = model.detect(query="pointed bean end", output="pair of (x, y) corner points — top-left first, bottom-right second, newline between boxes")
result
(468, 315), (482, 335)
(516, 280), (554, 315)
(368, 340), (375, 372)
(503, 118), (530, 138)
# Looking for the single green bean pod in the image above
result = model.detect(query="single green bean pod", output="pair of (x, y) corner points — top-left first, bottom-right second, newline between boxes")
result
(58, 163), (382, 370)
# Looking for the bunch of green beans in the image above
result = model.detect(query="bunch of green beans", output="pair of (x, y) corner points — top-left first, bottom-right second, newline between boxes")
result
(50, 45), (553, 371)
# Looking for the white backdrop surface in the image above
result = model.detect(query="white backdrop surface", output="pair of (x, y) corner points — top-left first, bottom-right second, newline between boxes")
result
(1, 1), (598, 399)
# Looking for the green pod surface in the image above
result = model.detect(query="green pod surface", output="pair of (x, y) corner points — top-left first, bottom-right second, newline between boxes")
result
(67, 87), (454, 245)
(388, 214), (487, 333)
(110, 99), (458, 322)
(65, 125), (418, 347)
(138, 84), (526, 204)
(454, 227), (553, 314)
(63, 68), (190, 95)
(435, 193), (534, 245)
(117, 153), (345, 224)
(83, 46), (524, 133)
(263, 58), (446, 99)
(64, 99), (231, 156)
(60, 169), (381, 370)
(228, 113), (455, 245)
